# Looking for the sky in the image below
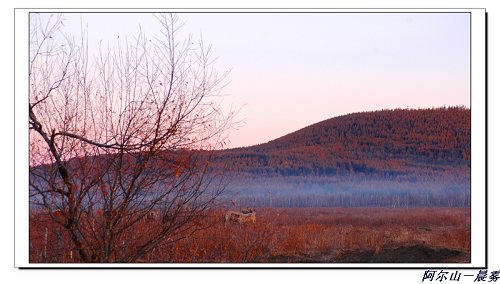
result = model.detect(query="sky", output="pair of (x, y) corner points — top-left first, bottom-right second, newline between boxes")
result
(36, 12), (470, 148)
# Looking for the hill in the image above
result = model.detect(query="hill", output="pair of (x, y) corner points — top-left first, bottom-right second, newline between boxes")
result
(30, 107), (471, 208)
(212, 107), (470, 178)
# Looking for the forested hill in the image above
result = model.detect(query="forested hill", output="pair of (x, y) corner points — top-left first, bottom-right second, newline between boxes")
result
(213, 107), (471, 177)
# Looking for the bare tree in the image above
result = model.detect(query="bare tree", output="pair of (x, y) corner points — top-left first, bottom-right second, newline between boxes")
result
(29, 13), (235, 263)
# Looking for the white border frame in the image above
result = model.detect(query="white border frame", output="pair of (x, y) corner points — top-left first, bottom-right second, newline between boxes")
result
(14, 8), (487, 268)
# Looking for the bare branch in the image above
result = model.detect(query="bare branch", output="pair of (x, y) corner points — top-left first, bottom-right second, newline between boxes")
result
(29, 13), (236, 263)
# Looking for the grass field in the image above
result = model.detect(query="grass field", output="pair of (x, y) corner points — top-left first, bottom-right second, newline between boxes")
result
(29, 207), (470, 263)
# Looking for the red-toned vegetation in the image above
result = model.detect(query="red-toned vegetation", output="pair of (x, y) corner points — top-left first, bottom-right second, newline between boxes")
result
(211, 107), (470, 178)
(30, 207), (470, 263)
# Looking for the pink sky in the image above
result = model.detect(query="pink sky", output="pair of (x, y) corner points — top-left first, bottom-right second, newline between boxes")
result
(43, 13), (471, 148)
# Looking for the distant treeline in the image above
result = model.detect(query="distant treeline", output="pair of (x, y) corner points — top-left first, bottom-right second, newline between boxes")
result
(228, 192), (470, 208)
(221, 171), (470, 208)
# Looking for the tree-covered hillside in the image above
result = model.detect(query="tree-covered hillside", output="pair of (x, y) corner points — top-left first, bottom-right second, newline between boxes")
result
(213, 107), (470, 178)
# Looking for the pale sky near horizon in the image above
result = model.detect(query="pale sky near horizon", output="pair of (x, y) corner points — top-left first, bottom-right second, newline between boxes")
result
(35, 12), (470, 148)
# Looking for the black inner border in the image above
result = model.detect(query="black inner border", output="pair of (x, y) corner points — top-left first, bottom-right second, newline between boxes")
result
(15, 8), (487, 270)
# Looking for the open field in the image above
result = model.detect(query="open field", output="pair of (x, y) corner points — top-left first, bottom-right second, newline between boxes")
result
(29, 207), (470, 263)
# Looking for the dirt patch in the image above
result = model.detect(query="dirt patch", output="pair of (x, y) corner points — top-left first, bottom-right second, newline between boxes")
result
(267, 245), (469, 263)
(335, 244), (469, 263)
(267, 253), (336, 263)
